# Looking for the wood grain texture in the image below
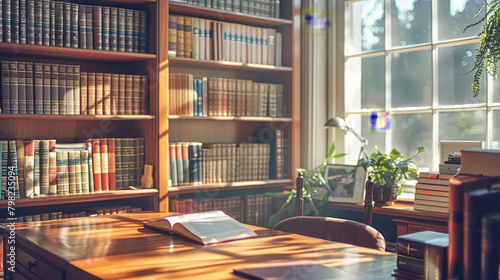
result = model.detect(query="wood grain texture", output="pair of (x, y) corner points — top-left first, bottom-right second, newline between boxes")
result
(2, 213), (396, 280)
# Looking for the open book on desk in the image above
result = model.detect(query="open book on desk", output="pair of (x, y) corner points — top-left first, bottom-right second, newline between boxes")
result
(143, 211), (258, 245)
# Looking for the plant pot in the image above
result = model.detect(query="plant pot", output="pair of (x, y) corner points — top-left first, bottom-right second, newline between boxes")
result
(373, 185), (398, 206)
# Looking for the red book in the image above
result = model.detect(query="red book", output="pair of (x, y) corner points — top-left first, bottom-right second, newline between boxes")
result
(448, 175), (499, 280)
(107, 138), (116, 191)
(91, 139), (102, 192)
(48, 140), (57, 195)
(100, 138), (109, 191)
(24, 141), (35, 198)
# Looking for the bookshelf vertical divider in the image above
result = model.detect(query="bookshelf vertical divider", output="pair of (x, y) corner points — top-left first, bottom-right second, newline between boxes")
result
(158, 1), (300, 212)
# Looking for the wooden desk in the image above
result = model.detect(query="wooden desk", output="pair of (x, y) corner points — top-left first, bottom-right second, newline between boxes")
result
(1, 212), (396, 280)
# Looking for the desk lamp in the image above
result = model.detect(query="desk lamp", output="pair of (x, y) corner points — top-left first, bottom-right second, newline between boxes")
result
(324, 117), (368, 161)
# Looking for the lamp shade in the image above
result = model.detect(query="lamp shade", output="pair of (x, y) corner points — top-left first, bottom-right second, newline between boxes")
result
(324, 117), (347, 130)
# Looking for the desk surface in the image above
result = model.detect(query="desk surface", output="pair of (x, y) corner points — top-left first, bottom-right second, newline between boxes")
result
(5, 212), (397, 279)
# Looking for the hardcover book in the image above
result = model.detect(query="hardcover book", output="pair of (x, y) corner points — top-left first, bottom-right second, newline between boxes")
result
(143, 210), (257, 245)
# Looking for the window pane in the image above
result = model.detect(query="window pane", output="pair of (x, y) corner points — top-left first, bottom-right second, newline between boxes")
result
(439, 110), (486, 142)
(345, 0), (385, 55)
(490, 76), (500, 104)
(436, 0), (485, 42)
(390, 0), (431, 47)
(437, 43), (486, 106)
(493, 110), (500, 148)
(345, 55), (385, 112)
(391, 49), (432, 108)
(392, 113), (433, 169)
(344, 114), (386, 165)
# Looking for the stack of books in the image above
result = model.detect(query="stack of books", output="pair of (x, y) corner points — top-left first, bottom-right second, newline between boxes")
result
(414, 171), (453, 214)
(393, 231), (449, 280)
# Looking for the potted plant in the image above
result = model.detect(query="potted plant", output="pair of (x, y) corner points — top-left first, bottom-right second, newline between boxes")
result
(358, 147), (425, 205)
(266, 141), (346, 228)
(464, 1), (500, 97)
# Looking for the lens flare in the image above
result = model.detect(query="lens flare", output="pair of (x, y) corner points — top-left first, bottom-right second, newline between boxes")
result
(368, 110), (393, 132)
(303, 10), (330, 30)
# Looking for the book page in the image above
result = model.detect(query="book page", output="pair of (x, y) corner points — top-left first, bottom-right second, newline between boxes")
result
(144, 210), (226, 232)
(176, 215), (257, 245)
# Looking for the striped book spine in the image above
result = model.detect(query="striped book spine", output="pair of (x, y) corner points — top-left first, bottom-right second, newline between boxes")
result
(42, 63), (51, 114)
(85, 140), (94, 193)
(74, 151), (82, 194)
(54, 1), (63, 46)
(139, 11), (147, 53)
(33, 140), (40, 195)
(137, 138), (145, 187)
(80, 150), (89, 193)
(125, 75), (133, 114)
(100, 138), (109, 191)
(109, 7), (117, 51)
(8, 140), (20, 198)
(42, 0), (50, 45)
(78, 4), (86, 48)
(25, 62), (34, 114)
(87, 72), (96, 115)
(34, 0), (42, 44)
(56, 150), (64, 194)
(17, 62), (26, 114)
(24, 140), (34, 198)
(57, 64), (66, 115)
(9, 61), (18, 114)
(49, 0), (55, 45)
(117, 8), (125, 52)
(93, 6), (102, 50)
(85, 5), (93, 49)
(73, 65), (80, 115)
(48, 140), (57, 195)
(39, 140), (49, 195)
(16, 140), (24, 197)
(102, 6), (110, 51)
(118, 74), (125, 114)
(80, 72), (88, 114)
(108, 138), (116, 191)
(114, 138), (122, 189)
(140, 75), (147, 114)
(63, 2), (70, 47)
(70, 3), (78, 48)
(132, 75), (140, 114)
(1, 141), (7, 199)
(65, 65), (74, 115)
(103, 73), (111, 115)
(111, 74), (119, 114)
(125, 9), (133, 52)
(1, 62), (9, 114)
(95, 73), (104, 115)
(12, 0), (19, 44)
(61, 150), (69, 194)
(133, 10), (140, 52)
(3, 0), (12, 43)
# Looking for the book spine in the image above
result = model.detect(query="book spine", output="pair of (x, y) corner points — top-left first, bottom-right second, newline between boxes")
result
(80, 150), (89, 193)
(129, 138), (138, 186)
(25, 62), (34, 114)
(32, 62), (44, 114)
(91, 139), (102, 192)
(3, 0), (11, 43)
(95, 72), (103, 115)
(117, 8), (125, 52)
(118, 74), (125, 114)
(57, 64), (66, 115)
(12, 0), (19, 43)
(74, 150), (82, 193)
(1, 141), (7, 199)
(109, 7), (117, 51)
(67, 150), (76, 194)
(397, 254), (424, 275)
(168, 15), (177, 57)
(125, 9), (133, 52)
(80, 72), (88, 114)
(101, 6), (110, 51)
(65, 65), (74, 115)
(24, 140), (34, 197)
(85, 140), (94, 193)
(103, 73), (111, 115)
(114, 138), (122, 189)
(17, 62), (26, 114)
(125, 74), (133, 114)
(108, 138), (116, 191)
(110, 73), (118, 114)
(26, 0), (34, 44)
(16, 140), (25, 198)
(9, 61), (18, 114)
(176, 16), (184, 57)
(42, 63), (51, 114)
(56, 150), (62, 194)
(78, 4), (86, 48)
(42, 0), (49, 45)
(54, 1), (63, 46)
(132, 75), (141, 114)
(425, 242), (448, 280)
(137, 137), (144, 187)
(133, 9), (140, 53)
(8, 141), (19, 198)
(184, 16), (191, 58)
(70, 3), (78, 48)
(73, 65), (80, 115)
(139, 10), (146, 53)
(169, 143), (177, 186)
(121, 138), (132, 188)
(93, 5), (102, 50)
(39, 140), (49, 194)
(87, 72), (95, 115)
(48, 140), (56, 195)
(63, 2), (70, 47)
(140, 75), (147, 114)
(85, 5), (93, 49)
(32, 140), (40, 195)
(1, 62), (10, 114)
(50, 64), (58, 115)
(49, 0), (54, 46)
(0, 0), (3, 43)
(100, 138), (109, 191)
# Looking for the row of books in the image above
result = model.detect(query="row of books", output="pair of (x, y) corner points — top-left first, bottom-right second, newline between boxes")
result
(393, 231), (449, 279)
(169, 15), (282, 66)
(0, 137), (145, 198)
(169, 142), (271, 186)
(170, 0), (281, 18)
(413, 172), (452, 214)
(169, 73), (286, 117)
(1, 60), (148, 115)
(0, 205), (142, 223)
(0, 0), (148, 53)
(171, 193), (273, 227)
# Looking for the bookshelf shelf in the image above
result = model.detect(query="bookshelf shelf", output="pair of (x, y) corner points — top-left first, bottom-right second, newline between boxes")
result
(100, 0), (156, 4)
(169, 2), (292, 26)
(168, 57), (293, 72)
(0, 43), (156, 62)
(0, 189), (158, 209)
(168, 115), (292, 122)
(0, 114), (156, 120)
(167, 179), (293, 195)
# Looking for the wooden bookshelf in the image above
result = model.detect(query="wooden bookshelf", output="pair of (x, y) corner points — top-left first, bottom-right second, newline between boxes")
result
(158, 1), (301, 211)
(0, 0), (161, 217)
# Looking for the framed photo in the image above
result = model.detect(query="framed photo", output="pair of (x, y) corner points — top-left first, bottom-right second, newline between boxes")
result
(324, 164), (366, 203)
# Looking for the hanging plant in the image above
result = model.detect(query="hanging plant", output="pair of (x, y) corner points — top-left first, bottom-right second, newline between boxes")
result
(465, 1), (500, 97)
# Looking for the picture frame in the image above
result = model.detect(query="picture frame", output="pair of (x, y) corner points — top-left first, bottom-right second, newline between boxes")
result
(324, 164), (366, 203)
